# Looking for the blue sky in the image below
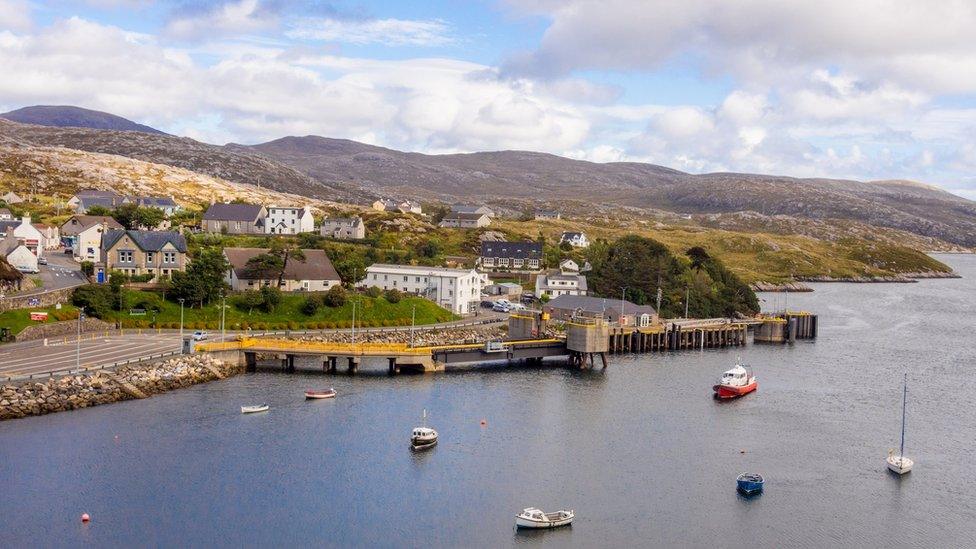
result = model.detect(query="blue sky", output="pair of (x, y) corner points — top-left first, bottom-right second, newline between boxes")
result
(2, 0), (976, 200)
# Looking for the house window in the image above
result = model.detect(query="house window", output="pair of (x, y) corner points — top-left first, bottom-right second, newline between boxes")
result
(415, 276), (421, 282)
(513, 259), (524, 268)
(403, 275), (408, 281)
(498, 258), (509, 267)
(146, 252), (155, 263)
(528, 259), (539, 268)
(482, 258), (495, 267)
(163, 251), (176, 263)
(118, 250), (133, 263)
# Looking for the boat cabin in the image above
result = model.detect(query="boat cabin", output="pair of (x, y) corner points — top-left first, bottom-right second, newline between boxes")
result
(721, 365), (750, 385)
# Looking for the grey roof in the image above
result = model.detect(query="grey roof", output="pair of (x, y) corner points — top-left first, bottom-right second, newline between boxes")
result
(480, 241), (542, 260)
(323, 217), (362, 226)
(102, 230), (187, 253)
(0, 208), (11, 217)
(561, 231), (585, 239)
(131, 196), (179, 208)
(451, 204), (493, 214)
(0, 220), (18, 234)
(60, 215), (123, 235)
(79, 196), (120, 210)
(75, 189), (121, 200)
(224, 248), (340, 282)
(444, 212), (488, 221)
(545, 294), (655, 316)
(0, 233), (23, 256)
(202, 203), (265, 222)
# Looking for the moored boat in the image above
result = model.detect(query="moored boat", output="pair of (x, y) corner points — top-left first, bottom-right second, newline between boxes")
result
(241, 404), (269, 414)
(713, 363), (757, 399)
(305, 388), (337, 399)
(886, 373), (914, 475)
(411, 409), (438, 451)
(736, 472), (764, 495)
(515, 508), (574, 529)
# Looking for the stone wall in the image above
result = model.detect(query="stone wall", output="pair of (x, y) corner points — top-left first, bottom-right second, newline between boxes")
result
(0, 286), (76, 313)
(16, 317), (115, 341)
(0, 355), (242, 421)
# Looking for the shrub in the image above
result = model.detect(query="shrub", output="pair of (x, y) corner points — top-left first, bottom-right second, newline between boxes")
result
(71, 285), (113, 318)
(79, 261), (95, 277)
(301, 295), (321, 316)
(365, 286), (382, 298)
(323, 285), (347, 308)
(260, 286), (282, 313)
(383, 289), (402, 303)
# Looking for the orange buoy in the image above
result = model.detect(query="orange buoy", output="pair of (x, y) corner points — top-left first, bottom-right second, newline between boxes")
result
(740, 449), (746, 454)
(480, 419), (487, 426)
(81, 513), (90, 523)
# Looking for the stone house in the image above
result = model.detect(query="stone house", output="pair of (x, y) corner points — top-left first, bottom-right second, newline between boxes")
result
(479, 241), (543, 272)
(439, 212), (491, 229)
(99, 230), (188, 282)
(320, 216), (365, 240)
(202, 203), (267, 234)
(223, 248), (341, 292)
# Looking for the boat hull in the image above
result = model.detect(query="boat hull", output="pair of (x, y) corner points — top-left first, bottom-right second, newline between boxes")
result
(713, 380), (758, 399)
(305, 390), (336, 399)
(886, 455), (913, 475)
(411, 439), (437, 451)
(516, 515), (573, 529)
(736, 474), (764, 495)
(241, 405), (269, 414)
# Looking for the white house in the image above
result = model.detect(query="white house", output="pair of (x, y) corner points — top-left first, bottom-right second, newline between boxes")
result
(372, 199), (422, 214)
(75, 223), (110, 262)
(265, 205), (315, 234)
(0, 233), (38, 273)
(0, 216), (45, 258)
(1, 191), (24, 204)
(560, 231), (590, 248)
(359, 264), (488, 315)
(0, 208), (12, 221)
(321, 217), (365, 240)
(439, 212), (491, 229)
(223, 248), (341, 292)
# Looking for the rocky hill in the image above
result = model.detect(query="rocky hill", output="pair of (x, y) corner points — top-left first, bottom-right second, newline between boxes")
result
(248, 136), (976, 248)
(0, 119), (364, 203)
(0, 106), (166, 135)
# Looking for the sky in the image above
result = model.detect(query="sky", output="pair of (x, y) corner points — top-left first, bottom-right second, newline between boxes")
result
(1, 0), (976, 199)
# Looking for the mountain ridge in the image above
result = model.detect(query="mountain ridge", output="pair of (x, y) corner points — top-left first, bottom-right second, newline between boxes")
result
(0, 105), (166, 135)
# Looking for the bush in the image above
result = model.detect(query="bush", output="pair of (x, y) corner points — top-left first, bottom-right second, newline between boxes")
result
(260, 286), (282, 313)
(71, 285), (114, 318)
(301, 295), (321, 316)
(383, 289), (402, 303)
(365, 286), (382, 298)
(80, 261), (95, 277)
(323, 285), (347, 308)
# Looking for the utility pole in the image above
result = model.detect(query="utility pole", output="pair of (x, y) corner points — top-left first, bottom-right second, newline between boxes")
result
(220, 292), (226, 341)
(351, 300), (356, 346)
(76, 312), (85, 369)
(621, 287), (626, 325)
(410, 304), (416, 348)
(685, 286), (690, 319)
(178, 298), (185, 352)
(656, 287), (663, 317)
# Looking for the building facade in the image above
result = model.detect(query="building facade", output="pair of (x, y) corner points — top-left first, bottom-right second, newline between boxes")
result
(223, 248), (341, 292)
(544, 294), (657, 327)
(0, 216), (45, 258)
(560, 231), (590, 248)
(265, 205), (315, 234)
(360, 264), (487, 315)
(100, 230), (188, 282)
(439, 212), (491, 229)
(202, 203), (267, 234)
(479, 241), (543, 272)
(320, 217), (365, 240)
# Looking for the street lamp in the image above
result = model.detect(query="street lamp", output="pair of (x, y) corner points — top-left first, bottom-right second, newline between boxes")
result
(410, 304), (416, 348)
(351, 299), (356, 346)
(178, 298), (185, 352)
(220, 292), (226, 342)
(76, 311), (85, 369)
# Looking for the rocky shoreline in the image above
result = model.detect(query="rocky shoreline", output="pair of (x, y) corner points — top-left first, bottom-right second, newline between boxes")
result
(0, 355), (240, 421)
(754, 270), (961, 291)
(299, 325), (510, 346)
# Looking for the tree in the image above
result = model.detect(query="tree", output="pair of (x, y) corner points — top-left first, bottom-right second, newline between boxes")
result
(167, 247), (230, 307)
(85, 205), (112, 217)
(112, 203), (165, 230)
(79, 261), (94, 277)
(71, 285), (113, 318)
(383, 288), (402, 303)
(245, 240), (306, 289)
(260, 285), (282, 313)
(323, 285), (347, 307)
(415, 239), (441, 259)
(234, 290), (265, 314)
(365, 286), (382, 298)
(300, 295), (321, 315)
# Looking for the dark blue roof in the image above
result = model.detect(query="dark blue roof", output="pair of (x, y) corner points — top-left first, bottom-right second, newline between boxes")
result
(102, 230), (187, 253)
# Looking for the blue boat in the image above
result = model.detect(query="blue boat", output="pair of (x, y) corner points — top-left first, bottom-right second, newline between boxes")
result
(736, 472), (764, 495)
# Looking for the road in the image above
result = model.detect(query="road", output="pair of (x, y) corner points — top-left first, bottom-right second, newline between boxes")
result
(0, 313), (508, 381)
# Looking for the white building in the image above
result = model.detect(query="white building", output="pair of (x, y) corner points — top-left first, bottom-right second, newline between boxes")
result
(536, 259), (588, 298)
(359, 264), (488, 315)
(559, 231), (590, 248)
(0, 216), (45, 258)
(0, 233), (38, 273)
(265, 205), (315, 234)
(321, 217), (365, 240)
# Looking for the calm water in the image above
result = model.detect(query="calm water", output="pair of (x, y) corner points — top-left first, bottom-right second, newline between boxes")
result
(2, 255), (975, 548)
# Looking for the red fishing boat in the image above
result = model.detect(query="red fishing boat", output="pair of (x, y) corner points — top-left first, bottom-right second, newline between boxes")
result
(304, 388), (337, 400)
(712, 364), (757, 399)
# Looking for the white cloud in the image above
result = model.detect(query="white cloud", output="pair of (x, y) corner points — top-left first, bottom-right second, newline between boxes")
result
(287, 17), (452, 46)
(164, 0), (275, 41)
(0, 0), (31, 31)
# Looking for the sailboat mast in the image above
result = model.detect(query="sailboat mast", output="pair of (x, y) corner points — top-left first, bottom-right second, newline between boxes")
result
(900, 373), (907, 457)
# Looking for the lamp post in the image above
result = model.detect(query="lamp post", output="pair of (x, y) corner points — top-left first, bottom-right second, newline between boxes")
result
(76, 312), (85, 369)
(351, 299), (356, 347)
(685, 286), (690, 319)
(621, 287), (626, 325)
(220, 292), (226, 342)
(178, 298), (185, 352)
(410, 304), (416, 348)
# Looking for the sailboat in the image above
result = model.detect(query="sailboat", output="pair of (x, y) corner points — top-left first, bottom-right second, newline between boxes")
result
(886, 373), (914, 475)
(411, 409), (438, 451)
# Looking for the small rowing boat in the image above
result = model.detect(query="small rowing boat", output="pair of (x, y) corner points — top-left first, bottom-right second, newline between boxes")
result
(515, 508), (574, 529)
(241, 404), (269, 414)
(736, 472), (764, 495)
(305, 388), (336, 399)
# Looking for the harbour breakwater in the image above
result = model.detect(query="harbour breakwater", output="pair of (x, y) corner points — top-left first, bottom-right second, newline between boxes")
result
(0, 355), (240, 421)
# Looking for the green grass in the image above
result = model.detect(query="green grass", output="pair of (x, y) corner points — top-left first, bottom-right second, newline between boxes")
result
(0, 304), (80, 335)
(104, 290), (457, 330)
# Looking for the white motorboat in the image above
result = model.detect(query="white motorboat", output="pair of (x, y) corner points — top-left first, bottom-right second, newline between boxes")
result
(411, 409), (438, 450)
(515, 507), (574, 529)
(887, 373), (914, 475)
(241, 404), (269, 414)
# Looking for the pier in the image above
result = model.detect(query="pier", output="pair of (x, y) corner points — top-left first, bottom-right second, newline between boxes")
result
(196, 309), (816, 374)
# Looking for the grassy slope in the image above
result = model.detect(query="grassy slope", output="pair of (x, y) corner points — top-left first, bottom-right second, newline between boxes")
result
(0, 305), (80, 335)
(104, 291), (456, 330)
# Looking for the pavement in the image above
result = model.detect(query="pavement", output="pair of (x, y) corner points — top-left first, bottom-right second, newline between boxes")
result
(12, 250), (87, 298)
(0, 312), (508, 381)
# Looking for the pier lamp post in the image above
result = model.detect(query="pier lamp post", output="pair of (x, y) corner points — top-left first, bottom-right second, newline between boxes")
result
(351, 299), (356, 347)
(178, 298), (185, 351)
(220, 292), (226, 342)
(410, 304), (416, 348)
(76, 311), (85, 369)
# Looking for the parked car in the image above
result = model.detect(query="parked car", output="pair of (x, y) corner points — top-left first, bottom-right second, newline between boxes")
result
(520, 293), (537, 304)
(492, 302), (511, 313)
(64, 248), (74, 255)
(37, 257), (48, 265)
(192, 331), (208, 341)
(510, 303), (527, 311)
(481, 300), (495, 309)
